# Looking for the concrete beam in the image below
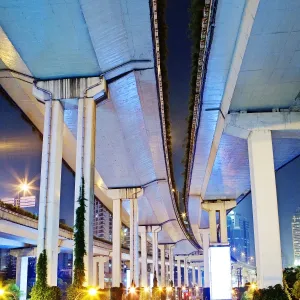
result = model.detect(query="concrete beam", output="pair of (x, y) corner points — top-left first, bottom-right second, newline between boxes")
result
(33, 77), (107, 102)
(198, 0), (261, 199)
(225, 112), (300, 139)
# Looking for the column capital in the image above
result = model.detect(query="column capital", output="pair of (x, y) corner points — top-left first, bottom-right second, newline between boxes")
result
(10, 247), (37, 258)
(107, 188), (143, 200)
(33, 76), (108, 102)
(202, 199), (236, 212)
(224, 111), (300, 139)
(93, 256), (109, 263)
(199, 228), (210, 236)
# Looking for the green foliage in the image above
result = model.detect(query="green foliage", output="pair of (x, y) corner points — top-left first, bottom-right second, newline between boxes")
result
(0, 200), (38, 220)
(242, 288), (254, 300)
(45, 286), (62, 300)
(67, 178), (86, 300)
(0, 200), (72, 232)
(31, 250), (62, 300)
(253, 284), (289, 300)
(1, 280), (21, 300)
(292, 280), (300, 299)
(66, 285), (82, 300)
(73, 177), (86, 287)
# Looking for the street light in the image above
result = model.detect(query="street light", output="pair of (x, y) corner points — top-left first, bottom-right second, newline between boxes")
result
(74, 288), (98, 300)
(0, 289), (16, 299)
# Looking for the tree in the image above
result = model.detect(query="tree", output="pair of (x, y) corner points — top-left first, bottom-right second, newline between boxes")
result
(67, 178), (86, 300)
(293, 280), (300, 299)
(31, 249), (62, 300)
(31, 250), (48, 300)
(253, 284), (289, 300)
(2, 280), (21, 300)
(73, 177), (86, 287)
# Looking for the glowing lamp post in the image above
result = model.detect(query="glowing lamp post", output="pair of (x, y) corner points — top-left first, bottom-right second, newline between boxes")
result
(0, 289), (17, 299)
(74, 287), (98, 300)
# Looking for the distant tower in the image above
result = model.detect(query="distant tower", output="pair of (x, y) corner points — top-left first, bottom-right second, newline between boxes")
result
(292, 208), (300, 265)
(94, 199), (113, 241)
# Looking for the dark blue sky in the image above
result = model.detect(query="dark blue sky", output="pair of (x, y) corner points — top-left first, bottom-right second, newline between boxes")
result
(166, 0), (192, 190)
(0, 88), (75, 225)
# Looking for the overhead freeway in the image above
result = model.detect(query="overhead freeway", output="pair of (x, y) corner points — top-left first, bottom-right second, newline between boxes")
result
(0, 0), (198, 256)
(186, 0), (300, 238)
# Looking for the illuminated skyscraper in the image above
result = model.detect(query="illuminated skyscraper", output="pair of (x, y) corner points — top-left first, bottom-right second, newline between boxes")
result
(94, 199), (113, 242)
(227, 211), (250, 262)
(292, 208), (300, 265)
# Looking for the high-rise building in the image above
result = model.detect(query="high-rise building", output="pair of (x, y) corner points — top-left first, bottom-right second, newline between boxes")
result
(227, 211), (251, 262)
(94, 199), (113, 242)
(292, 208), (300, 265)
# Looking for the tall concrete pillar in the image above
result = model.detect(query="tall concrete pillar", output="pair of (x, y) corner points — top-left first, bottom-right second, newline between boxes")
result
(184, 258), (188, 287)
(208, 211), (217, 243)
(37, 100), (64, 286)
(176, 258), (181, 287)
(159, 245), (166, 286)
(152, 226), (161, 281)
(139, 226), (148, 287)
(93, 257), (109, 289)
(192, 266), (196, 286)
(198, 267), (202, 287)
(33, 77), (107, 286)
(248, 130), (282, 288)
(219, 208), (228, 244)
(169, 245), (175, 285)
(202, 201), (236, 244)
(112, 199), (122, 287)
(74, 97), (96, 285)
(16, 257), (28, 300)
(130, 198), (139, 286)
(200, 229), (210, 288)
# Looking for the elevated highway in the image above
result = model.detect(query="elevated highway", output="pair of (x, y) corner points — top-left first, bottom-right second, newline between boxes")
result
(186, 0), (300, 290)
(0, 0), (197, 288)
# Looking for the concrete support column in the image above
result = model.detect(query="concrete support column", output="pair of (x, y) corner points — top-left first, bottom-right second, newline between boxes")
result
(139, 226), (148, 287)
(192, 266), (196, 286)
(202, 201), (236, 244)
(184, 258), (188, 287)
(112, 199), (122, 287)
(176, 258), (181, 287)
(74, 98), (96, 285)
(208, 211), (217, 243)
(16, 257), (28, 300)
(169, 245), (175, 285)
(152, 226), (161, 281)
(93, 257), (109, 289)
(159, 245), (166, 286)
(200, 229), (210, 288)
(219, 208), (228, 244)
(130, 198), (139, 286)
(248, 130), (282, 288)
(198, 268), (202, 287)
(37, 100), (64, 286)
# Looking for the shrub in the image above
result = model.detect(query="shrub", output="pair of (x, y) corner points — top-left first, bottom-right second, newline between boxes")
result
(30, 250), (62, 300)
(1, 280), (21, 300)
(45, 286), (62, 300)
(253, 284), (288, 300)
(292, 280), (300, 299)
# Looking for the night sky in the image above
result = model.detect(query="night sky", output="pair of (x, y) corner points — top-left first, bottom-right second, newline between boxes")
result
(0, 1), (300, 268)
(166, 0), (192, 190)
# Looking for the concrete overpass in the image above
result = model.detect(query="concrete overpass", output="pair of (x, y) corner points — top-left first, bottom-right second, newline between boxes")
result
(0, 0), (198, 290)
(186, 0), (300, 292)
